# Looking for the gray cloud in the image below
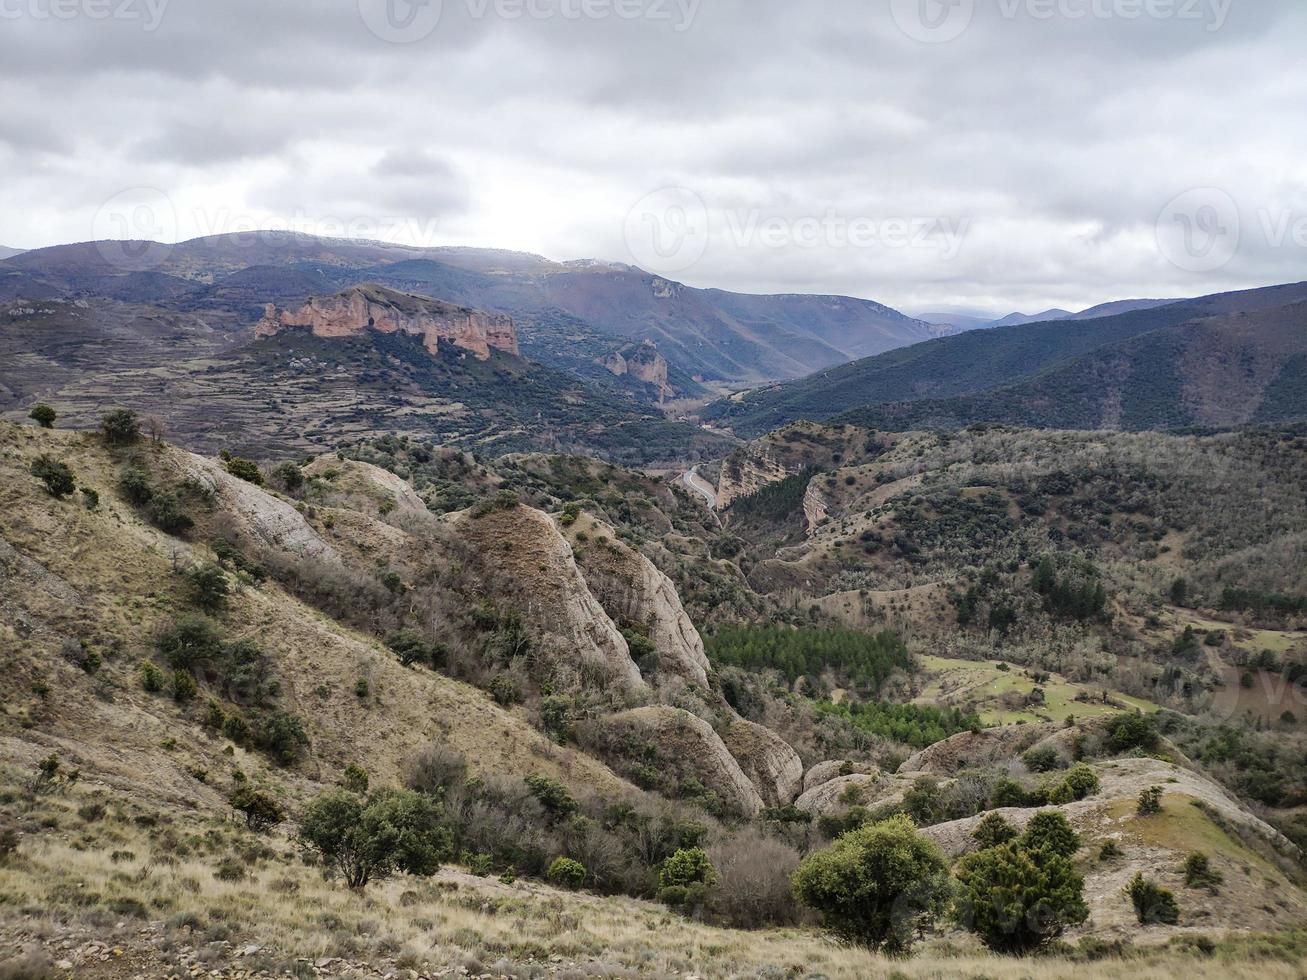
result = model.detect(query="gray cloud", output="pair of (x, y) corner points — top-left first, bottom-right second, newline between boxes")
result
(0, 0), (1304, 313)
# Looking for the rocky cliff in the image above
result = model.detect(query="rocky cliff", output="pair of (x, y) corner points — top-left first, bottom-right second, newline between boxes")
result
(452, 503), (645, 692)
(802, 478), (828, 535)
(256, 284), (519, 360)
(584, 706), (767, 816)
(721, 719), (804, 806)
(560, 513), (712, 691)
(600, 342), (674, 403)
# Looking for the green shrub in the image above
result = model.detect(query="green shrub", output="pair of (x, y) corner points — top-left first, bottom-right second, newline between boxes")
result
(1099, 840), (1123, 861)
(405, 746), (467, 797)
(524, 774), (578, 820)
(157, 616), (224, 671)
(214, 856), (246, 881)
(489, 672), (524, 706)
(342, 764), (370, 795)
(972, 812), (1018, 850)
(989, 777), (1041, 809)
(80, 487), (99, 510)
(386, 630), (444, 669)
(1126, 873), (1180, 924)
(100, 409), (141, 446)
(540, 695), (574, 742)
(119, 468), (154, 505)
(229, 786), (285, 832)
(902, 777), (945, 826)
(1023, 746), (1065, 773)
(146, 492), (193, 535)
(171, 669), (198, 703)
(33, 753), (74, 793)
(140, 661), (165, 693)
(659, 848), (719, 891)
(224, 456), (264, 485)
(29, 404), (56, 428)
(1138, 786), (1163, 816)
(954, 841), (1088, 953)
(1022, 810), (1081, 858)
(1049, 763), (1100, 804)
(545, 856), (586, 890)
(1170, 577), (1189, 606)
(223, 713), (253, 746)
(212, 539), (267, 583)
(272, 462), (304, 493)
(31, 456), (75, 498)
(1183, 852), (1224, 890)
(260, 712), (309, 767)
(202, 699), (226, 730)
(1109, 714), (1158, 754)
(790, 815), (950, 952)
(298, 788), (450, 890)
(0, 826), (20, 863)
(187, 564), (230, 612)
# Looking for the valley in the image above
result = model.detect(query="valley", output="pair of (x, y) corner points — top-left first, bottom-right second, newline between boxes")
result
(2, 239), (1307, 979)
(10, 2), (1307, 975)
(3, 393), (1307, 976)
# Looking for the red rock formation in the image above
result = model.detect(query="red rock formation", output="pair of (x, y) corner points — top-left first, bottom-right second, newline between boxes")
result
(256, 285), (518, 360)
(599, 341), (673, 402)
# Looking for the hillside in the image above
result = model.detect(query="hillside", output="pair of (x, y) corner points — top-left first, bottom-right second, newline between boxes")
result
(0, 294), (732, 466)
(708, 423), (1307, 806)
(5, 417), (1307, 976)
(834, 301), (1307, 432)
(705, 281), (1307, 436)
(2, 233), (949, 387)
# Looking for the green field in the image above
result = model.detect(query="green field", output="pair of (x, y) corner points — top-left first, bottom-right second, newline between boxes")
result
(1170, 609), (1306, 659)
(916, 654), (1159, 725)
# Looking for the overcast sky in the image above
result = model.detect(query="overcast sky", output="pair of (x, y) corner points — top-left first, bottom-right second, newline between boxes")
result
(2, 0), (1304, 315)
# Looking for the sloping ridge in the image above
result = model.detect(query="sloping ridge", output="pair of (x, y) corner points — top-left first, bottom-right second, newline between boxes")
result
(832, 298), (1307, 432)
(705, 280), (1307, 436)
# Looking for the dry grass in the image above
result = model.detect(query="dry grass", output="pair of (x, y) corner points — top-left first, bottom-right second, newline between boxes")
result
(1, 777), (1306, 979)
(0, 421), (633, 814)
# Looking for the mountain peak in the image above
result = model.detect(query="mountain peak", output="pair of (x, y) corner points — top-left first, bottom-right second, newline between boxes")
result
(988, 308), (1074, 328)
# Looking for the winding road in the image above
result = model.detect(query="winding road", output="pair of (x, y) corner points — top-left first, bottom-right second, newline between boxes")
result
(680, 466), (717, 508)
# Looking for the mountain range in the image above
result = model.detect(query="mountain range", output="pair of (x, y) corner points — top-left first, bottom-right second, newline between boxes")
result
(0, 232), (950, 387)
(6, 233), (1306, 460)
(705, 281), (1307, 436)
